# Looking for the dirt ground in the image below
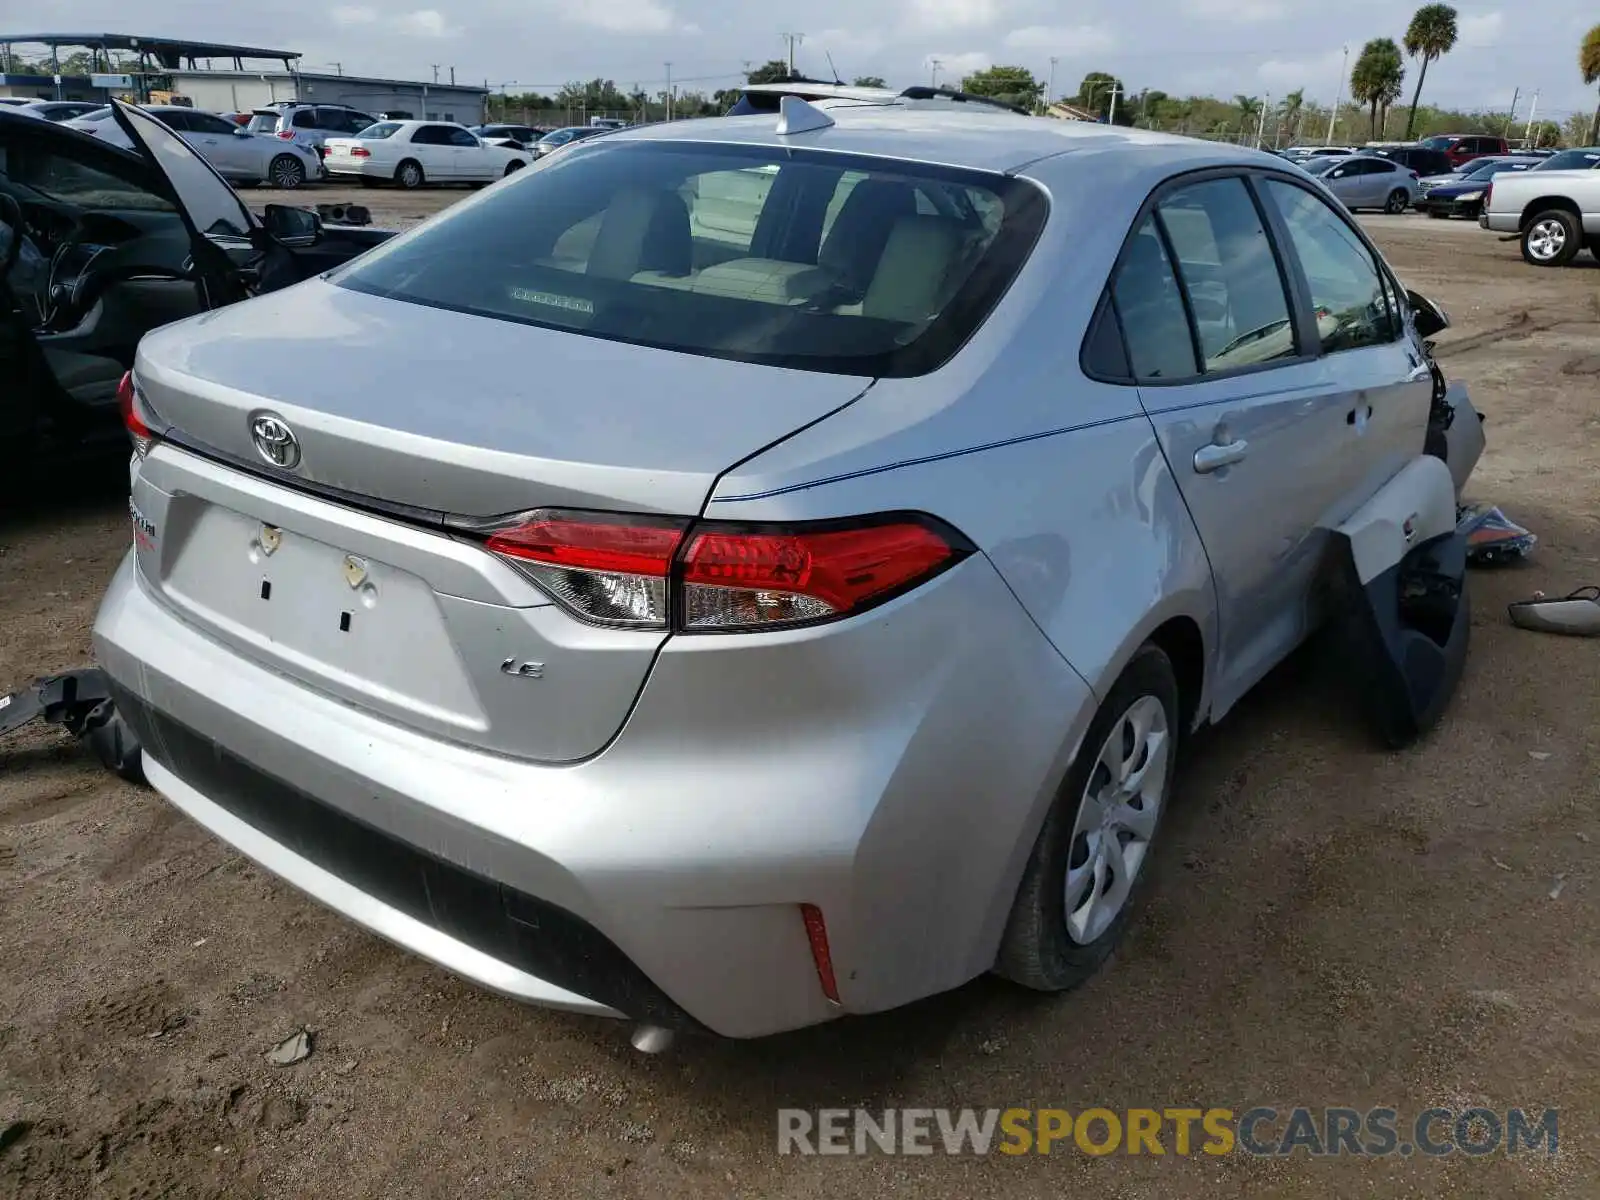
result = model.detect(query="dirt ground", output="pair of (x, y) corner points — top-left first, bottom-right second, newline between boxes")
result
(2, 193), (1599, 1198)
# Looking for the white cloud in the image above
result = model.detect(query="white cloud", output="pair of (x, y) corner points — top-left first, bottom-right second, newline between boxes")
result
(1004, 25), (1116, 55)
(907, 0), (1003, 33)
(812, 28), (889, 61)
(1185, 0), (1286, 21)
(396, 9), (459, 37)
(330, 5), (377, 25)
(1457, 12), (1504, 47)
(565, 0), (677, 34)
(1257, 48), (1346, 93)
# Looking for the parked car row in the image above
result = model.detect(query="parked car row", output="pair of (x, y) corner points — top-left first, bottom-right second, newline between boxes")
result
(65, 104), (325, 189)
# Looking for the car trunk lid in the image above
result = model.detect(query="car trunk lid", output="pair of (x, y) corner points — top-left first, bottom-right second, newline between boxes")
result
(129, 279), (871, 762)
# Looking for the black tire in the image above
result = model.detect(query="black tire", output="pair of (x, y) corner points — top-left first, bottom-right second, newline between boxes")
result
(1384, 189), (1409, 215)
(83, 703), (146, 786)
(269, 154), (306, 190)
(504, 160), (525, 177)
(996, 643), (1180, 992)
(1521, 209), (1580, 267)
(395, 160), (425, 190)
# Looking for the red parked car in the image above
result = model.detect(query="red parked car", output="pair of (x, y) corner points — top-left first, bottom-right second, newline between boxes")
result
(1420, 133), (1508, 168)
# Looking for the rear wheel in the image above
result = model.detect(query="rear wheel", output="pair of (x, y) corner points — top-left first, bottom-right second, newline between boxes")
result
(1384, 188), (1409, 214)
(1522, 210), (1580, 266)
(996, 643), (1179, 991)
(396, 159), (425, 190)
(269, 154), (306, 190)
(504, 160), (525, 177)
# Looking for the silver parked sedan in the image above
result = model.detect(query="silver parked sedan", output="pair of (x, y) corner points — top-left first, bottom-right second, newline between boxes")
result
(96, 98), (1478, 1040)
(1299, 153), (1420, 213)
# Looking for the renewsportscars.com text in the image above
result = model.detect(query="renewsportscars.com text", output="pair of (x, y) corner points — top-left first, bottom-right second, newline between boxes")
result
(777, 1106), (1558, 1157)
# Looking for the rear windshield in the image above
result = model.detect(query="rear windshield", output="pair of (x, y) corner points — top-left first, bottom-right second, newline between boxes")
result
(331, 140), (1047, 377)
(246, 112), (280, 134)
(354, 122), (404, 139)
(1302, 157), (1342, 176)
(1535, 150), (1600, 171)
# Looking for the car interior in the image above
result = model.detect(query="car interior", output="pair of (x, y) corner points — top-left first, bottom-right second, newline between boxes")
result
(0, 118), (205, 428)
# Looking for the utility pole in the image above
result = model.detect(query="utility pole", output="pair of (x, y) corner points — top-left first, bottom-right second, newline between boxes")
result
(1047, 56), (1058, 109)
(1326, 43), (1348, 144)
(1256, 92), (1270, 148)
(929, 58), (943, 88)
(1505, 87), (1520, 138)
(1107, 83), (1122, 126)
(664, 62), (672, 120)
(780, 32), (804, 76)
(431, 64), (440, 84)
(1522, 90), (1540, 146)
(449, 66), (455, 86)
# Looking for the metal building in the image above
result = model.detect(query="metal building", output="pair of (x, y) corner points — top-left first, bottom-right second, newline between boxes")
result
(0, 32), (485, 122)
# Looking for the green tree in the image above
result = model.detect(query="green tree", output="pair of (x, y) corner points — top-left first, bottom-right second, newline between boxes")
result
(959, 65), (1043, 110)
(1073, 71), (1127, 122)
(1402, 4), (1458, 139)
(1278, 88), (1305, 146)
(853, 75), (887, 88)
(746, 59), (795, 85)
(1351, 38), (1405, 142)
(1584, 23), (1600, 144)
(1234, 94), (1263, 143)
(1528, 120), (1561, 149)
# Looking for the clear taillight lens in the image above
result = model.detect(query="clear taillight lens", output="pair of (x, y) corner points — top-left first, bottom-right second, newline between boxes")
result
(485, 511), (687, 628)
(118, 371), (156, 458)
(476, 510), (968, 632)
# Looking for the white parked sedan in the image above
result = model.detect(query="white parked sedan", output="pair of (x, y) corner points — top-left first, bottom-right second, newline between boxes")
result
(66, 105), (322, 188)
(323, 120), (531, 189)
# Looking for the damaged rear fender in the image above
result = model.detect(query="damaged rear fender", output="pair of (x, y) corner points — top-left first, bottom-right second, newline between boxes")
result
(1328, 456), (1471, 748)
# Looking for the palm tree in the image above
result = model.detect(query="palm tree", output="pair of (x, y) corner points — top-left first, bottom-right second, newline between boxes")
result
(1278, 88), (1305, 146)
(1403, 4), (1459, 139)
(1351, 38), (1405, 142)
(1234, 94), (1263, 144)
(1584, 23), (1600, 144)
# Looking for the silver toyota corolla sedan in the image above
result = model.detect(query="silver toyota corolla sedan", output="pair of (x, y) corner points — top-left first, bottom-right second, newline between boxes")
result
(96, 97), (1479, 1041)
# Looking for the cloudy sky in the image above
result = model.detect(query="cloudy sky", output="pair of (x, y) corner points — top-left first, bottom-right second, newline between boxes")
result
(22, 0), (1600, 121)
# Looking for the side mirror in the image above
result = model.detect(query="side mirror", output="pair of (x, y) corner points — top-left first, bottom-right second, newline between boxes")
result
(1407, 289), (1450, 339)
(262, 203), (322, 247)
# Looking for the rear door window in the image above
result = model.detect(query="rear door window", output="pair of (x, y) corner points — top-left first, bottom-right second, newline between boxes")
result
(1155, 177), (1297, 373)
(1111, 218), (1198, 381)
(331, 140), (1046, 377)
(448, 127), (479, 147)
(246, 111), (280, 134)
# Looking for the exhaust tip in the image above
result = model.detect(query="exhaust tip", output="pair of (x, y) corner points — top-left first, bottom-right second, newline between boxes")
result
(630, 1024), (676, 1054)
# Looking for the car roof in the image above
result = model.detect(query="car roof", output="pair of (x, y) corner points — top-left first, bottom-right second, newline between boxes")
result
(601, 100), (1281, 176)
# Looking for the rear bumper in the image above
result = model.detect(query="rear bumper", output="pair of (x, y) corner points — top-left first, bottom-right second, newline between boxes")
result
(1481, 211), (1519, 234)
(323, 159), (386, 179)
(95, 544), (1094, 1037)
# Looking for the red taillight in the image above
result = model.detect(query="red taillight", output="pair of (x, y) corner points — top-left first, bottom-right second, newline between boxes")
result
(477, 510), (966, 632)
(117, 371), (155, 457)
(679, 519), (960, 629)
(799, 904), (841, 1005)
(276, 130), (295, 139)
(350, 146), (370, 157)
(485, 511), (686, 628)
(1484, 182), (1493, 208)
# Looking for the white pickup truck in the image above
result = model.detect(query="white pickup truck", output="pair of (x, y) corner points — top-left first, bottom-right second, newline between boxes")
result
(1479, 147), (1600, 266)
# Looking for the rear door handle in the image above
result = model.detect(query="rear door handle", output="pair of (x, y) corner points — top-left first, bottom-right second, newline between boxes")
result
(1194, 439), (1249, 473)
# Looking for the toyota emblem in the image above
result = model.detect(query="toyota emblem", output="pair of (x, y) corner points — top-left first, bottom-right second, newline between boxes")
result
(250, 411), (301, 469)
